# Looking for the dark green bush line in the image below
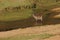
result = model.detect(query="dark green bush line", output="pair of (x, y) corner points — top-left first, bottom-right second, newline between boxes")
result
(0, 4), (36, 13)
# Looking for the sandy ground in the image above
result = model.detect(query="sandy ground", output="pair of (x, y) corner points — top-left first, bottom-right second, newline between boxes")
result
(0, 24), (60, 40)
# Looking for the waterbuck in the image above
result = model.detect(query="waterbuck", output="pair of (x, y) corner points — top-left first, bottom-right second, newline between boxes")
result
(32, 12), (43, 25)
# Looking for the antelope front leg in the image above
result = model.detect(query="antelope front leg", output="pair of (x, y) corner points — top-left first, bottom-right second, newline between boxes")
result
(40, 16), (43, 25)
(35, 19), (38, 25)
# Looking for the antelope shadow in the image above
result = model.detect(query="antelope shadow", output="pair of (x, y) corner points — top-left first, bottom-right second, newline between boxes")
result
(0, 16), (36, 32)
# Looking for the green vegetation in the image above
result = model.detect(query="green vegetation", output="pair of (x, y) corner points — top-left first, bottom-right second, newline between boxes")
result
(0, 9), (33, 21)
(0, 0), (60, 21)
(0, 0), (33, 9)
(0, 0), (33, 21)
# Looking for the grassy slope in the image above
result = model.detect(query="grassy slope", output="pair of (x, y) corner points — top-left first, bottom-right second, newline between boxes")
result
(0, 9), (33, 21)
(0, 0), (60, 21)
(0, 0), (33, 9)
(0, 0), (33, 21)
(0, 0), (60, 40)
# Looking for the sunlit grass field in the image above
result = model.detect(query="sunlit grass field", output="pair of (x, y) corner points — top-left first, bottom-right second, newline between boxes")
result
(0, 9), (33, 21)
(0, 0), (33, 21)
(0, 0), (60, 21)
